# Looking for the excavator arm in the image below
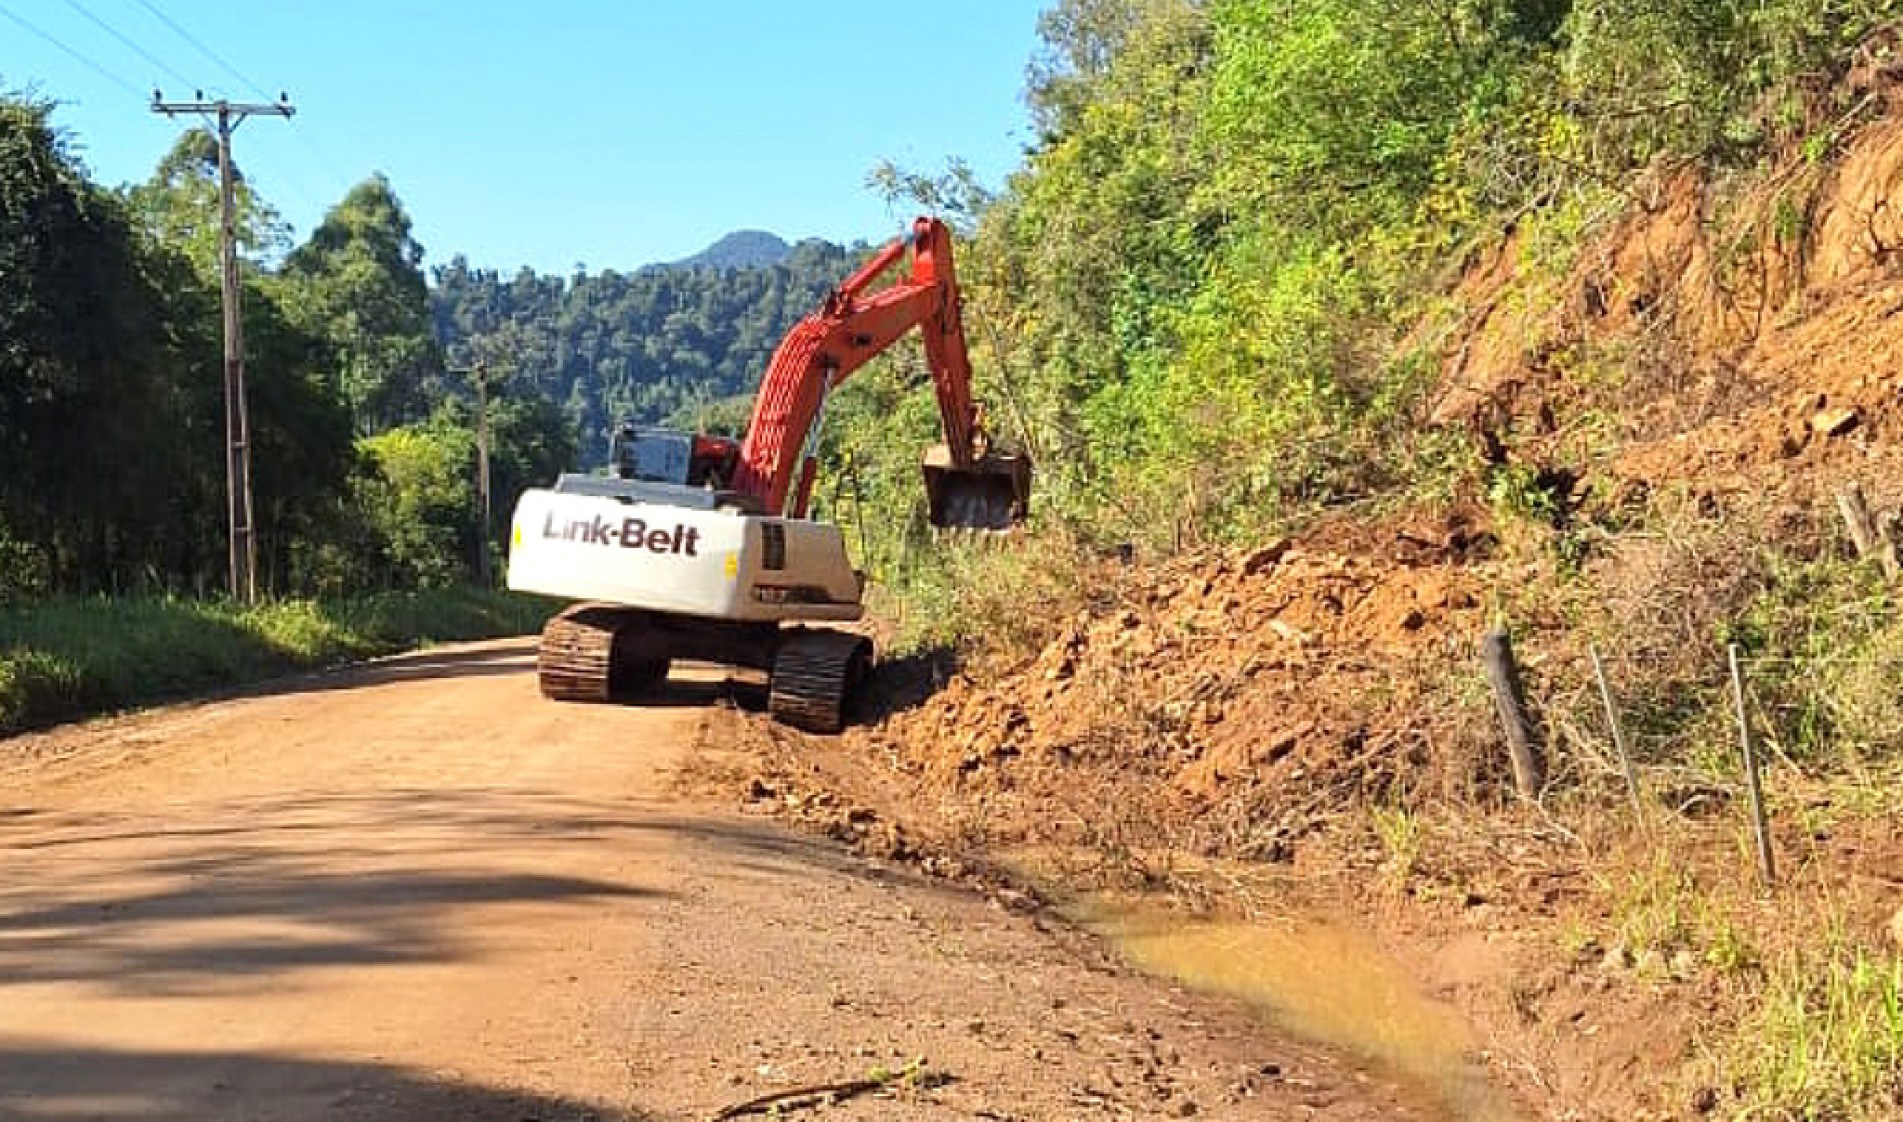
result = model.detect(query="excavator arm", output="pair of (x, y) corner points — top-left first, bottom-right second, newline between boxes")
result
(733, 217), (1028, 526)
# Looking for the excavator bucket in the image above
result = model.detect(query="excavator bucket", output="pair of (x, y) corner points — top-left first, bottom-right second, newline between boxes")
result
(922, 445), (1032, 532)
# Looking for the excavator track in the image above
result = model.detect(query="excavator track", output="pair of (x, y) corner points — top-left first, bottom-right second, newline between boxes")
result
(537, 604), (620, 701)
(537, 603), (668, 701)
(537, 608), (866, 732)
(768, 630), (871, 734)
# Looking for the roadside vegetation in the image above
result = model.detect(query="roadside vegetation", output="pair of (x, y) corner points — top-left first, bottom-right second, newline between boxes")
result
(1, 96), (579, 732)
(0, 85), (904, 736)
(0, 92), (855, 600)
(0, 589), (552, 734)
(827, 0), (1903, 576)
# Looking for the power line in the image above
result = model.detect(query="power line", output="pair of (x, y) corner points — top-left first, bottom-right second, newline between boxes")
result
(288, 117), (354, 190)
(0, 1), (144, 98)
(28, 0), (339, 248)
(62, 0), (195, 90)
(119, 1), (334, 222)
(113, 3), (352, 228)
(130, 0), (273, 102)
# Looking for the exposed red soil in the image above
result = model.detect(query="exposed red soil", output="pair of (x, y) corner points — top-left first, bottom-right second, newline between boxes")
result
(1430, 112), (1903, 508)
(735, 503), (1903, 1117)
(850, 509), (1491, 857)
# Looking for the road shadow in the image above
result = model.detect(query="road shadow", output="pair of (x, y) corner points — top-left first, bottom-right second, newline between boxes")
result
(574, 647), (955, 732)
(0, 789), (938, 997)
(0, 789), (665, 995)
(0, 1040), (650, 1121)
(602, 673), (767, 713)
(0, 789), (991, 1121)
(258, 647), (763, 713)
(233, 641), (956, 735)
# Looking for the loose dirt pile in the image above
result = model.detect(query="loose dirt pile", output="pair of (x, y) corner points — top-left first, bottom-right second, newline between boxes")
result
(844, 512), (1494, 865)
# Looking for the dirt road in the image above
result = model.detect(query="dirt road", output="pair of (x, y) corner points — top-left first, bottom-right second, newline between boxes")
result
(0, 640), (1430, 1121)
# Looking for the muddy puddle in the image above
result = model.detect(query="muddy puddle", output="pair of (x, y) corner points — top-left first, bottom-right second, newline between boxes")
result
(1078, 900), (1528, 1122)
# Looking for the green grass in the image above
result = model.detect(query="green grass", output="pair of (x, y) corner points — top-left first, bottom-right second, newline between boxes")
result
(1591, 853), (1763, 982)
(0, 588), (556, 734)
(1728, 930), (1903, 1119)
(1370, 805), (1422, 885)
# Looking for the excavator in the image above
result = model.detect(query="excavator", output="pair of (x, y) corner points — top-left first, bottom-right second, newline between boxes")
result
(506, 216), (1031, 732)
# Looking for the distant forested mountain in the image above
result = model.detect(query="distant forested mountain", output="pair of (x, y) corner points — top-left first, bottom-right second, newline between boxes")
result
(431, 236), (861, 464)
(673, 229), (792, 269)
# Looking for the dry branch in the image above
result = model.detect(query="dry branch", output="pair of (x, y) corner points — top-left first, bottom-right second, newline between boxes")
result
(709, 1076), (892, 1121)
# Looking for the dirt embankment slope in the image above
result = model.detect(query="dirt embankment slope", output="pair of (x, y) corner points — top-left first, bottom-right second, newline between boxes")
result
(742, 101), (1903, 1122)
(1434, 81), (1903, 507)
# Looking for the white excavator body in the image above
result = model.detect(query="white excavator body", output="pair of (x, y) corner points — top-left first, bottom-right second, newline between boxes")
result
(507, 481), (863, 625)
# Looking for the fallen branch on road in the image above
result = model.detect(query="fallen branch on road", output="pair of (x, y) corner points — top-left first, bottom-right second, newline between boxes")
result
(708, 1059), (938, 1120)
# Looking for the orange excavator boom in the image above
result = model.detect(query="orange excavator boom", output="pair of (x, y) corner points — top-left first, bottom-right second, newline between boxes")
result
(731, 216), (1029, 527)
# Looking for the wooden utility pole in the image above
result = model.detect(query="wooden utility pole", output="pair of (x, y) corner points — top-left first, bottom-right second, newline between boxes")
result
(474, 360), (493, 586)
(447, 361), (496, 585)
(152, 94), (295, 602)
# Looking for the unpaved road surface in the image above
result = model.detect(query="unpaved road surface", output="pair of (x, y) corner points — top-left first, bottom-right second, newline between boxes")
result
(0, 640), (1431, 1121)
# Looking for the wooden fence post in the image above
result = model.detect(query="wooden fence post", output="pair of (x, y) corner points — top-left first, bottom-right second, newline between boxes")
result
(1481, 629), (1545, 801)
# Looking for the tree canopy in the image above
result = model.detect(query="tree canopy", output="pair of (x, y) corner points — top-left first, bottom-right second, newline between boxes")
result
(429, 238), (863, 463)
(0, 91), (864, 601)
(282, 174), (440, 432)
(0, 101), (576, 599)
(810, 0), (1903, 569)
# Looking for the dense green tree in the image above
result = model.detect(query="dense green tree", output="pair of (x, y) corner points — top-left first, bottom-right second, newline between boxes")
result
(825, 0), (1903, 557)
(0, 95), (203, 594)
(353, 415), (476, 589)
(245, 277), (361, 593)
(963, 0), (1215, 521)
(283, 175), (441, 432)
(127, 129), (287, 274)
(485, 393), (577, 532)
(1025, 0), (1158, 142)
(124, 123), (358, 596)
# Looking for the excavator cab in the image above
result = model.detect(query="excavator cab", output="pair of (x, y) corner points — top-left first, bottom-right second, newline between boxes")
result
(610, 422), (740, 489)
(922, 445), (1032, 532)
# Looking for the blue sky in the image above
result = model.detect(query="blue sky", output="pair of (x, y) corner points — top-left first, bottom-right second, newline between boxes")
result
(1, 1), (1046, 272)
